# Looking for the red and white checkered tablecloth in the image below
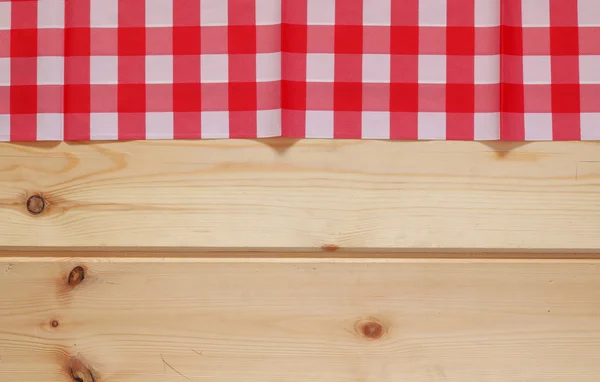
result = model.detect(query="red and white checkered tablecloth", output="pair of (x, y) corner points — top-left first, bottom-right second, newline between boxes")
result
(1, 0), (599, 141)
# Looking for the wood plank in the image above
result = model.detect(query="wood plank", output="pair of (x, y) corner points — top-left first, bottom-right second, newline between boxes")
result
(1, 257), (599, 381)
(0, 140), (599, 250)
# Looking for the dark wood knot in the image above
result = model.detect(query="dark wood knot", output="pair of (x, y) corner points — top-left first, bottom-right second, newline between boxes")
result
(26, 195), (46, 215)
(69, 358), (95, 382)
(51, 319), (59, 328)
(355, 317), (387, 341)
(67, 266), (85, 287)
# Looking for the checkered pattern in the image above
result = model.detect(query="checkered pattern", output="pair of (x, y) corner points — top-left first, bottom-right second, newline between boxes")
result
(1, 0), (599, 141)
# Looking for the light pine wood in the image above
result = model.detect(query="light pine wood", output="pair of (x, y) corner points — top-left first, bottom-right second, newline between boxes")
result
(0, 140), (599, 250)
(0, 257), (599, 382)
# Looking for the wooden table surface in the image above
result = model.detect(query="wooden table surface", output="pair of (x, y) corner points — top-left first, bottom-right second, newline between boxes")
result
(0, 139), (599, 381)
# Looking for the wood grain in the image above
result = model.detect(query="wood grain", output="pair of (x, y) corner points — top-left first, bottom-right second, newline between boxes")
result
(0, 140), (599, 250)
(0, 257), (599, 382)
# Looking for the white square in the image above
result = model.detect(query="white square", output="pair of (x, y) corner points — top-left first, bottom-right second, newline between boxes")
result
(201, 112), (229, 138)
(418, 112), (446, 139)
(305, 111), (334, 138)
(475, 0), (500, 26)
(307, 0), (335, 25)
(37, 114), (63, 140)
(363, 0), (391, 26)
(363, 55), (390, 83)
(91, 0), (118, 27)
(146, 0), (173, 26)
(579, 0), (600, 26)
(580, 56), (600, 84)
(521, 0), (550, 26)
(474, 113), (500, 140)
(306, 54), (335, 82)
(200, 0), (228, 26)
(0, 58), (9, 86)
(257, 109), (282, 137)
(256, 53), (281, 82)
(523, 56), (551, 84)
(524, 113), (553, 140)
(38, 0), (65, 28)
(581, 113), (600, 140)
(146, 112), (174, 139)
(418, 55), (446, 83)
(256, 0), (281, 25)
(0, 2), (11, 30)
(0, 115), (10, 141)
(201, 55), (229, 83)
(419, 0), (447, 26)
(474, 55), (499, 84)
(90, 113), (119, 140)
(362, 112), (390, 139)
(90, 56), (118, 84)
(146, 55), (173, 84)
(37, 57), (64, 85)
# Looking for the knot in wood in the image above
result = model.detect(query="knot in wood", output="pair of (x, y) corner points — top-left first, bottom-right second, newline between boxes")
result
(26, 195), (46, 215)
(355, 317), (387, 340)
(51, 319), (59, 328)
(68, 266), (85, 287)
(69, 358), (95, 382)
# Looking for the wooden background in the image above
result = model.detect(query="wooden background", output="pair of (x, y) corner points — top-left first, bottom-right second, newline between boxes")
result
(1, 140), (599, 381)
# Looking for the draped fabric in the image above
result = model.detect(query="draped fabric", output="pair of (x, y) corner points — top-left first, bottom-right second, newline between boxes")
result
(1, 0), (599, 141)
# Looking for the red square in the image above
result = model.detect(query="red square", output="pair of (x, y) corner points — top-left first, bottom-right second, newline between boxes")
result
(229, 111), (257, 138)
(229, 26), (257, 54)
(447, 27), (475, 55)
(390, 112), (418, 140)
(173, 27), (201, 55)
(65, 28), (91, 56)
(502, 26), (523, 55)
(11, 1), (37, 29)
(118, 84), (146, 113)
(118, 27), (146, 56)
(307, 26), (333, 53)
(390, 55), (418, 83)
(446, 113), (474, 140)
(10, 86), (37, 114)
(362, 83), (390, 111)
(201, 83), (228, 111)
(10, 115), (37, 142)
(553, 113), (581, 140)
(282, 109), (305, 137)
(364, 26), (390, 54)
(334, 54), (362, 82)
(446, 56), (474, 83)
(391, 26), (419, 55)
(335, 26), (363, 54)
(229, 83), (257, 111)
(64, 114), (90, 141)
(38, 29), (65, 56)
(229, 54), (257, 82)
(501, 84), (524, 113)
(119, 56), (145, 84)
(118, 113), (146, 140)
(419, 27), (446, 54)
(173, 83), (201, 112)
(282, 53), (306, 81)
(118, 0), (146, 27)
(447, 84), (475, 112)
(64, 85), (91, 113)
(282, 24), (307, 53)
(390, 83), (418, 112)
(334, 82), (362, 111)
(282, 81), (306, 110)
(475, 84), (499, 112)
(174, 112), (201, 139)
(11, 29), (38, 57)
(419, 84), (445, 112)
(65, 56), (90, 85)
(523, 84), (552, 112)
(334, 111), (362, 139)
(552, 84), (581, 113)
(174, 0), (201, 26)
(10, 58), (36, 86)
(550, 27), (580, 56)
(174, 56), (201, 83)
